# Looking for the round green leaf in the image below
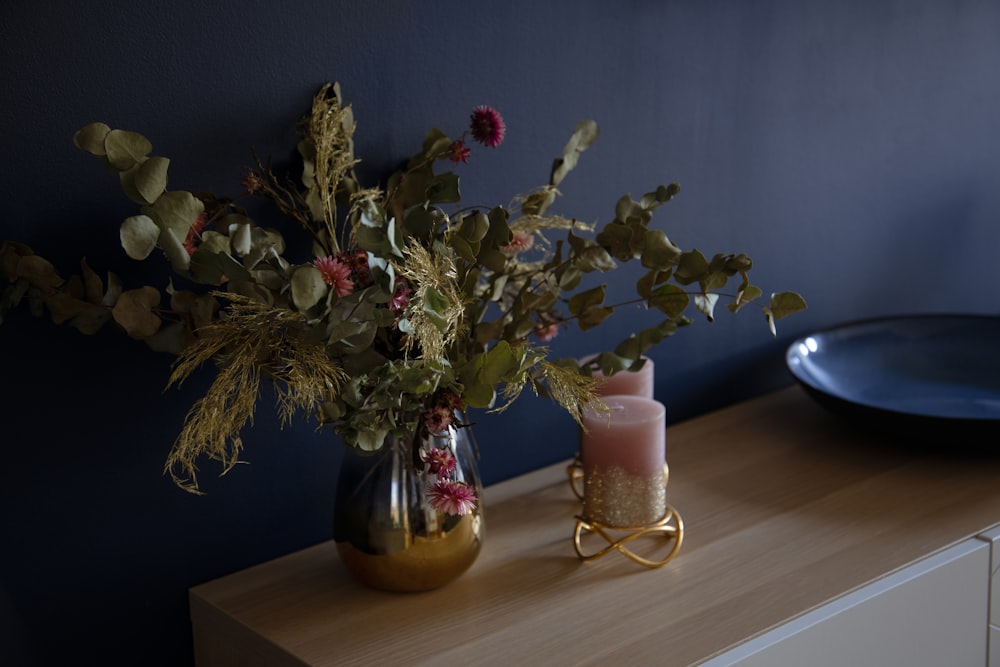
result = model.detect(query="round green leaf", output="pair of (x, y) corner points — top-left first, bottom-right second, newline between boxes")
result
(459, 212), (490, 243)
(290, 265), (327, 311)
(640, 230), (682, 269)
(112, 286), (161, 338)
(768, 292), (808, 320)
(15, 254), (63, 291)
(120, 215), (160, 260)
(133, 156), (169, 204)
(73, 122), (111, 156)
(145, 190), (204, 241)
(104, 129), (153, 171)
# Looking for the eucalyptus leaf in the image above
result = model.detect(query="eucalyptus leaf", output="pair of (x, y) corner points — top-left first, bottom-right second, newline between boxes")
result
(595, 222), (638, 262)
(483, 207), (513, 248)
(575, 245), (617, 273)
(649, 284), (689, 317)
(402, 205), (435, 241)
(69, 303), (112, 335)
(144, 190), (205, 242)
(79, 258), (103, 304)
(640, 230), (682, 269)
(615, 196), (652, 226)
(228, 219), (253, 257)
(16, 254), (63, 291)
(144, 320), (192, 354)
(43, 291), (89, 325)
(290, 265), (327, 311)
(73, 122), (111, 156)
(159, 228), (191, 273)
(120, 215), (160, 260)
(768, 291), (808, 320)
(133, 156), (169, 204)
(578, 306), (613, 331)
(104, 129), (153, 171)
(557, 265), (581, 290)
(426, 172), (460, 204)
(459, 212), (490, 243)
(479, 341), (520, 385)
(112, 286), (161, 338)
(478, 247), (507, 273)
(551, 120), (599, 187)
(422, 286), (451, 332)
(102, 271), (123, 307)
(449, 234), (477, 263)
(567, 285), (605, 316)
(727, 284), (763, 314)
(694, 293), (720, 321)
(674, 249), (710, 284)
(521, 188), (557, 217)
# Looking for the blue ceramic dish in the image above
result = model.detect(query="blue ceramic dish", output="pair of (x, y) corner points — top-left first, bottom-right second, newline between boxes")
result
(786, 314), (1000, 442)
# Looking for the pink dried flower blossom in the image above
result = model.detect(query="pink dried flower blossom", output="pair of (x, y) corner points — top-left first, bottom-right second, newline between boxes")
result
(449, 140), (471, 164)
(336, 249), (372, 288)
(349, 249), (372, 286)
(183, 213), (207, 256)
(313, 256), (354, 297)
(500, 232), (534, 254)
(534, 322), (560, 342)
(423, 447), (457, 476)
(469, 105), (506, 148)
(422, 404), (454, 434)
(389, 279), (413, 314)
(440, 389), (464, 411)
(426, 479), (478, 516)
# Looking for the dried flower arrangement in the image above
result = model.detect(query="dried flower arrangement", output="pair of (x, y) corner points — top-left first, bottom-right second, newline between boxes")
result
(0, 82), (805, 498)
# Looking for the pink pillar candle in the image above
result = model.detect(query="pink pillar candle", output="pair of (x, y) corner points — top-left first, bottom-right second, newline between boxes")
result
(585, 356), (655, 399)
(580, 395), (667, 527)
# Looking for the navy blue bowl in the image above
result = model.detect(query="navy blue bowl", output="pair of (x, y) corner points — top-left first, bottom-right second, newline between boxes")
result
(786, 314), (1000, 446)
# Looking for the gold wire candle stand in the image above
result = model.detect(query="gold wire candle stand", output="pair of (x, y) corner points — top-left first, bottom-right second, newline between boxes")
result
(570, 461), (684, 568)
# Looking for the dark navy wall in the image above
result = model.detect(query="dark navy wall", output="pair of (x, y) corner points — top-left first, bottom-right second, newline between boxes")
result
(3, 1), (999, 664)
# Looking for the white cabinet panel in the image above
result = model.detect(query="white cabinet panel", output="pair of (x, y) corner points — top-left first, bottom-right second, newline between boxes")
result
(700, 539), (989, 667)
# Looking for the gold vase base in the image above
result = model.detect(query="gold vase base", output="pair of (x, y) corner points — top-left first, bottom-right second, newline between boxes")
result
(572, 506), (684, 569)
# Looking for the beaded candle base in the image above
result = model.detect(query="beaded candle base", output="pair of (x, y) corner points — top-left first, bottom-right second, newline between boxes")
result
(582, 464), (666, 527)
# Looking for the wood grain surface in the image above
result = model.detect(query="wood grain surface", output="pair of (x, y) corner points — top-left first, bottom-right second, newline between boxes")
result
(190, 387), (1000, 666)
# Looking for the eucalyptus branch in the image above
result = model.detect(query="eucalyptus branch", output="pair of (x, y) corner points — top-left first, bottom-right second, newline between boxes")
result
(251, 156), (332, 255)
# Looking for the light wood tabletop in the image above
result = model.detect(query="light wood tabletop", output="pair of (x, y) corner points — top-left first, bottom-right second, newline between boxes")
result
(190, 386), (1000, 666)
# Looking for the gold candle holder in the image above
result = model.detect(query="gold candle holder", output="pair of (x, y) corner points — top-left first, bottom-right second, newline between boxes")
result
(567, 454), (584, 500)
(572, 464), (684, 568)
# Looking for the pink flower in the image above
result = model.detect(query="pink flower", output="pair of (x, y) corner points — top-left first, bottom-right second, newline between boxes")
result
(469, 105), (506, 148)
(349, 249), (372, 287)
(449, 140), (471, 164)
(426, 479), (478, 516)
(313, 256), (354, 297)
(422, 404), (454, 434)
(440, 389), (464, 411)
(534, 322), (560, 342)
(389, 279), (413, 314)
(500, 232), (534, 254)
(423, 447), (457, 476)
(184, 213), (207, 256)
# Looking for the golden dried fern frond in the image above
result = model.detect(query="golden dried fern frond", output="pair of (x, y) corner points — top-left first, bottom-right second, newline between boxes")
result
(164, 294), (347, 493)
(538, 359), (606, 426)
(307, 82), (361, 249)
(395, 241), (468, 360)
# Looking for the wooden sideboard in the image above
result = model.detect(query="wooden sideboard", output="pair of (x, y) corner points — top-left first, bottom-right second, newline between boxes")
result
(189, 387), (1000, 666)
